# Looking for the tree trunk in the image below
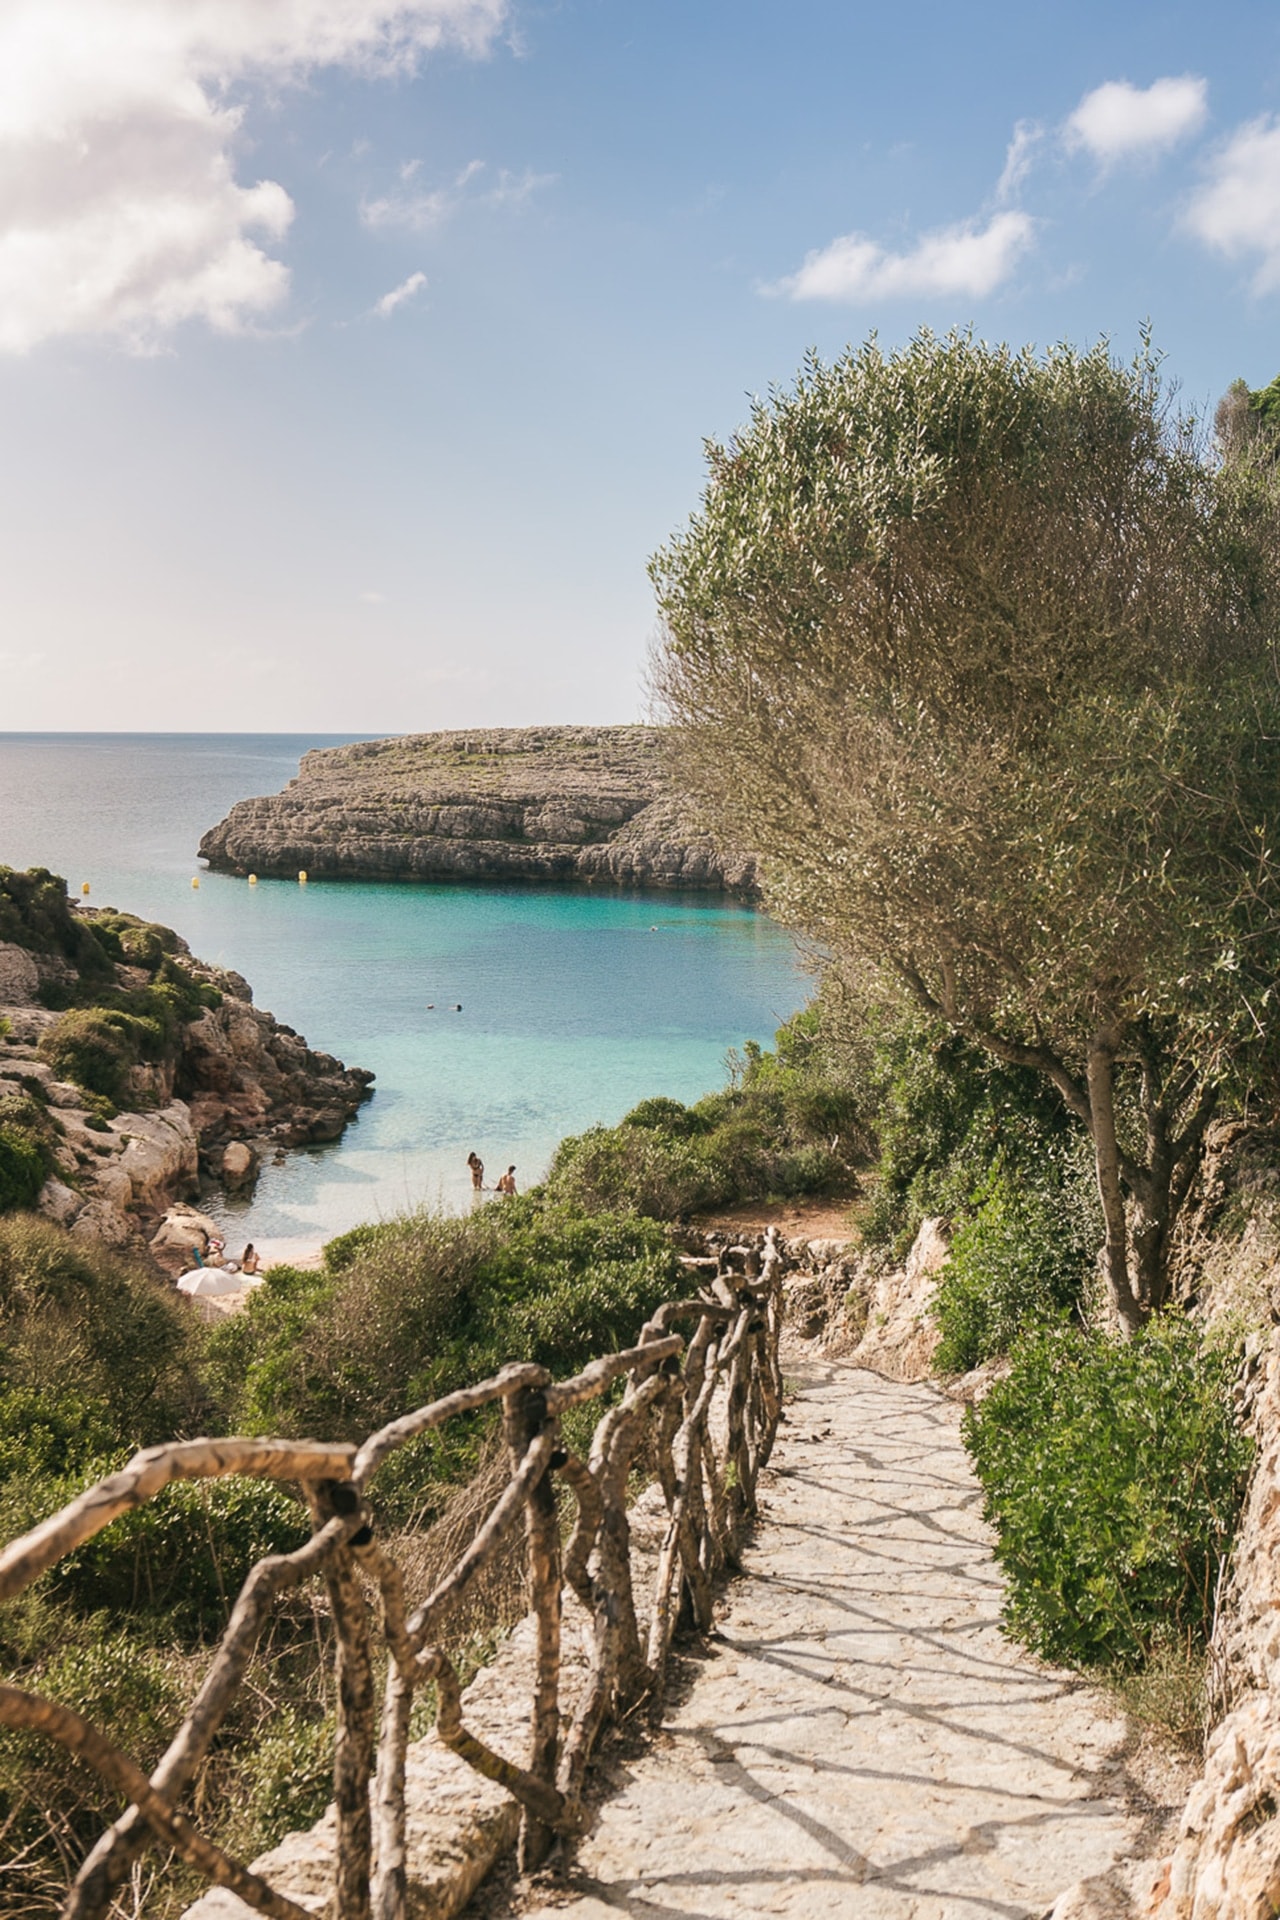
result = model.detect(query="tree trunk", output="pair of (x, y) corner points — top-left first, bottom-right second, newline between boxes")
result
(1085, 1037), (1147, 1336)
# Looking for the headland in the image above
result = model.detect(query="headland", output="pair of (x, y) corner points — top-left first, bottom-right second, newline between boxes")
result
(197, 725), (758, 894)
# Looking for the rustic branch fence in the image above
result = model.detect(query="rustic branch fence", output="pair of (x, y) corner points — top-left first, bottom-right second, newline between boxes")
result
(0, 1229), (786, 1920)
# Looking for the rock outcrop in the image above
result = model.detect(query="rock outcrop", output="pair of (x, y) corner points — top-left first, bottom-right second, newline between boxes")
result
(198, 726), (758, 895)
(783, 1217), (951, 1380)
(0, 899), (373, 1252)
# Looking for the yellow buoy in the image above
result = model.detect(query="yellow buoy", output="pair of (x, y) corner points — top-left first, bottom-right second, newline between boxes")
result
(191, 877), (200, 889)
(248, 873), (258, 885)
(80, 882), (90, 896)
(298, 869), (308, 884)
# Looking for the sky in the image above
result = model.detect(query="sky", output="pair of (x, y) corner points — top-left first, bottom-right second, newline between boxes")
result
(2, 0), (1280, 732)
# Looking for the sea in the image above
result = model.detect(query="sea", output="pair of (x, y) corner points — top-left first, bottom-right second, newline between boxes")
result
(0, 734), (807, 1258)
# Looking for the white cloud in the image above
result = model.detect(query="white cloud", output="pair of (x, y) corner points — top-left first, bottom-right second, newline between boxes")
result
(1184, 116), (1280, 290)
(372, 270), (427, 316)
(1064, 76), (1207, 165)
(363, 159), (484, 232)
(362, 159), (553, 231)
(996, 120), (1043, 203)
(0, 0), (507, 354)
(775, 209), (1034, 304)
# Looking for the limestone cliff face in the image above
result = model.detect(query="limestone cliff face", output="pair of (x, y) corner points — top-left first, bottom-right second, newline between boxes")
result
(198, 726), (758, 895)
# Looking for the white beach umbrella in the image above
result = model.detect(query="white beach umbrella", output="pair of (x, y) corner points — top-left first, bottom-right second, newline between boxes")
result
(176, 1268), (245, 1297)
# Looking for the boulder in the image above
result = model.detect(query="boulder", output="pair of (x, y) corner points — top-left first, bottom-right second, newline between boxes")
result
(149, 1203), (227, 1278)
(44, 1079), (85, 1110)
(220, 1140), (258, 1188)
(150, 1202), (222, 1257)
(1049, 1877), (1134, 1919)
(37, 1177), (81, 1225)
(69, 1197), (132, 1248)
(115, 1104), (199, 1212)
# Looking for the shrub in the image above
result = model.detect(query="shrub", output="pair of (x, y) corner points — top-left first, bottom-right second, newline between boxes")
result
(204, 1200), (681, 1477)
(0, 1215), (203, 1455)
(541, 1023), (862, 1224)
(0, 866), (115, 985)
(0, 1619), (188, 1908)
(859, 1016), (1077, 1254)
(932, 1160), (1097, 1372)
(55, 1474), (309, 1638)
(38, 1008), (146, 1104)
(623, 1095), (713, 1138)
(0, 1126), (45, 1213)
(87, 912), (181, 972)
(964, 1321), (1252, 1669)
(544, 1123), (730, 1220)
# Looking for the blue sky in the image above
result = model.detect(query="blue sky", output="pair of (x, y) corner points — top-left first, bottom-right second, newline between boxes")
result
(3, 0), (1280, 731)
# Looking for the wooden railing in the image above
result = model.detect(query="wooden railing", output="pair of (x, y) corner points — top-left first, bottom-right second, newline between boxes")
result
(0, 1230), (786, 1920)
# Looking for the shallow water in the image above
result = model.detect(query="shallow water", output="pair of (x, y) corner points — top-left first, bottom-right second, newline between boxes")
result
(0, 734), (806, 1247)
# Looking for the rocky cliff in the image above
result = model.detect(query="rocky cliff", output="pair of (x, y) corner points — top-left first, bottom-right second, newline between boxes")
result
(0, 869), (372, 1252)
(198, 726), (758, 894)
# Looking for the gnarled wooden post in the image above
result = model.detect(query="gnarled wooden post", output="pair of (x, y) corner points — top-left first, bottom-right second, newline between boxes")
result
(504, 1384), (562, 1871)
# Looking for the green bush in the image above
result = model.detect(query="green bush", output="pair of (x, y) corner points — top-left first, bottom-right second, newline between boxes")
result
(544, 1122), (732, 1220)
(38, 1007), (148, 1104)
(0, 866), (116, 985)
(0, 1215), (203, 1458)
(858, 1016), (1078, 1254)
(0, 1126), (45, 1213)
(87, 912), (181, 972)
(0, 1618), (188, 1895)
(932, 1160), (1097, 1372)
(206, 1200), (681, 1458)
(54, 1474), (309, 1638)
(541, 1030), (860, 1224)
(964, 1321), (1252, 1668)
(623, 1095), (713, 1138)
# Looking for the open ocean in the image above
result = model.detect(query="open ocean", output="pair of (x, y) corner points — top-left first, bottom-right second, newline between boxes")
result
(0, 734), (806, 1254)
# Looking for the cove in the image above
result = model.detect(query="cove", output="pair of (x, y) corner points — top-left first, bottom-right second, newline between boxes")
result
(0, 734), (806, 1251)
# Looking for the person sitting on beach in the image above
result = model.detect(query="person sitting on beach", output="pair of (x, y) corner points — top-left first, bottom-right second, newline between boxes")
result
(467, 1151), (484, 1191)
(496, 1166), (517, 1196)
(241, 1244), (260, 1276)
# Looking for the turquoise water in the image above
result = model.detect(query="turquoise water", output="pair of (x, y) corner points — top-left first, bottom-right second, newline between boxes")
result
(0, 735), (806, 1251)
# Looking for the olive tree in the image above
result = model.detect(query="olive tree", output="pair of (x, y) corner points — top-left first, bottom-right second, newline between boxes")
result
(652, 332), (1280, 1334)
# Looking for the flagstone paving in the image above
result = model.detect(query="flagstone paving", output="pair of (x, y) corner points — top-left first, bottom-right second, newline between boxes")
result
(510, 1358), (1150, 1920)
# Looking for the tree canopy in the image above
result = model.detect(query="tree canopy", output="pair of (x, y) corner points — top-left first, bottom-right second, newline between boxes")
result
(653, 331), (1280, 1332)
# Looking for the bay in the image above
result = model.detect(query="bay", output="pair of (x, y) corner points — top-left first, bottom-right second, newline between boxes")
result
(0, 734), (806, 1253)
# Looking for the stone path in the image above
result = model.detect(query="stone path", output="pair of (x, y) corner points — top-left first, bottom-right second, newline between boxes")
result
(514, 1356), (1146, 1920)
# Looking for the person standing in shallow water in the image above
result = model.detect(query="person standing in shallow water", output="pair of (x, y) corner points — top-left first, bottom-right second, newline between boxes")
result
(466, 1151), (484, 1191)
(496, 1166), (517, 1196)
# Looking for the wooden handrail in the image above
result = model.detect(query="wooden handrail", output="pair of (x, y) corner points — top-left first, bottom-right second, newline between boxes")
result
(1, 1229), (787, 1920)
